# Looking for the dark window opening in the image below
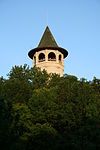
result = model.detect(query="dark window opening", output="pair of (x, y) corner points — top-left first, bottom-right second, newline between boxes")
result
(59, 55), (62, 61)
(39, 53), (45, 62)
(48, 52), (56, 61)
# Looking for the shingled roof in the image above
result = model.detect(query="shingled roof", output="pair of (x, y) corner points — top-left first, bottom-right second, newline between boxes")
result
(38, 26), (58, 47)
(28, 26), (68, 59)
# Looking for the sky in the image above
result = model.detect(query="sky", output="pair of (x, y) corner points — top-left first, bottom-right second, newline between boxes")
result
(0, 0), (100, 80)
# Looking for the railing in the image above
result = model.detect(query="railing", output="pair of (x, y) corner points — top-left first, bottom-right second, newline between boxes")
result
(48, 58), (56, 61)
(38, 59), (45, 62)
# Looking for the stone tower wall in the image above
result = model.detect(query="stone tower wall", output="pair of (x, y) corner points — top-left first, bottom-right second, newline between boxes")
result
(33, 49), (64, 76)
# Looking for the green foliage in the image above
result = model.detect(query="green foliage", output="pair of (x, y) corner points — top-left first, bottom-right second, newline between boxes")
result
(29, 67), (49, 89)
(0, 64), (100, 150)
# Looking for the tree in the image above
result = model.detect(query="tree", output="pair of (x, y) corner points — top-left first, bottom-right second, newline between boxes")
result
(0, 65), (100, 149)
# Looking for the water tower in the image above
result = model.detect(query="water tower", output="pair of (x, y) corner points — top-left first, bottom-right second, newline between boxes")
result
(28, 26), (68, 76)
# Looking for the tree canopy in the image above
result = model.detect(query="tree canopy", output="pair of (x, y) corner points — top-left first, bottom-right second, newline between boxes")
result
(0, 64), (100, 150)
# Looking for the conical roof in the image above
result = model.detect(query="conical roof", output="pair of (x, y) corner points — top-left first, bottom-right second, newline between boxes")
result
(38, 26), (58, 47)
(28, 26), (68, 59)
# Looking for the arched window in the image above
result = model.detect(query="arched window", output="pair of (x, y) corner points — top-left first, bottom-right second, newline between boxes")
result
(48, 52), (56, 61)
(59, 54), (62, 61)
(38, 53), (45, 62)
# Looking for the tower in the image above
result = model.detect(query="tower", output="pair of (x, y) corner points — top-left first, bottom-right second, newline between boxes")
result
(28, 26), (68, 76)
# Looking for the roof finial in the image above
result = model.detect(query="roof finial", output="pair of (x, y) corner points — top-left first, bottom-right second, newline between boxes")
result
(46, 9), (48, 26)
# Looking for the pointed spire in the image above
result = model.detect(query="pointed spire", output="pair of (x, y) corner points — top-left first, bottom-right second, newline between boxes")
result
(38, 26), (58, 48)
(28, 26), (68, 59)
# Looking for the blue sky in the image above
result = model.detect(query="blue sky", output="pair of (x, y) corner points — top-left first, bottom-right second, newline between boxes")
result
(0, 0), (100, 80)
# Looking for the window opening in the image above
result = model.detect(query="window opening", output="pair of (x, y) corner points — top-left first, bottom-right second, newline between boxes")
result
(39, 53), (45, 62)
(48, 52), (56, 61)
(59, 54), (62, 61)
